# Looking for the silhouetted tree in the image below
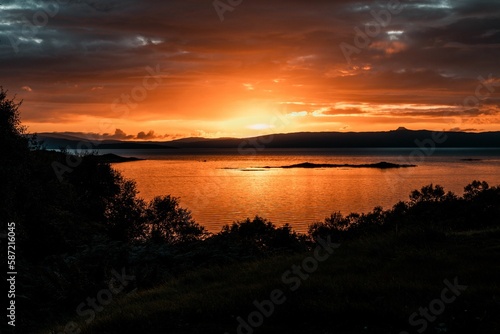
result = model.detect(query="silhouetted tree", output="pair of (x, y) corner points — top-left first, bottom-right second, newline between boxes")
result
(105, 177), (147, 242)
(146, 195), (208, 244)
(0, 88), (29, 221)
(219, 216), (305, 253)
(0, 87), (28, 156)
(464, 180), (489, 200)
(409, 184), (446, 204)
(308, 212), (349, 241)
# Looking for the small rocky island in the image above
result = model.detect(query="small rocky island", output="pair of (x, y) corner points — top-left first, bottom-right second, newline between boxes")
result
(261, 161), (416, 169)
(93, 153), (144, 163)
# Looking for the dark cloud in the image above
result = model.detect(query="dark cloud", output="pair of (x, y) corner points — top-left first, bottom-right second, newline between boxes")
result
(109, 128), (134, 140)
(50, 129), (172, 140)
(136, 130), (157, 140)
(449, 127), (482, 132)
(454, 0), (500, 16)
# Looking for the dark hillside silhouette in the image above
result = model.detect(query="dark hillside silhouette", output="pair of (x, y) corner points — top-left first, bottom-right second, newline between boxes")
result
(38, 128), (500, 150)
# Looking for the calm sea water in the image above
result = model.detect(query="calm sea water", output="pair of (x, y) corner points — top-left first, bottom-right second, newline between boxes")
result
(101, 148), (500, 233)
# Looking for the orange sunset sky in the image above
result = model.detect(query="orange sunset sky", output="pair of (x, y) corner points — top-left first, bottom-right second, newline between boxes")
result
(1, 0), (500, 139)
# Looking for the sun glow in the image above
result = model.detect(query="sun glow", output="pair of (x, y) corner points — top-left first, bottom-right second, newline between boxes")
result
(247, 123), (274, 130)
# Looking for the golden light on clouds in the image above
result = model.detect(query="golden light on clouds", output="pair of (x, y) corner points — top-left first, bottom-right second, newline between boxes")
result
(1, 0), (499, 138)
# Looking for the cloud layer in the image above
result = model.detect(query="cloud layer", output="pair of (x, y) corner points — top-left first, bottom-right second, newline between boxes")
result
(1, 0), (499, 136)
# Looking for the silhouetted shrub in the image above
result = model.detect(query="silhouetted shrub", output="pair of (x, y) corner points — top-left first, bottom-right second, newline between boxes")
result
(409, 183), (444, 203)
(146, 195), (208, 244)
(307, 181), (500, 242)
(464, 180), (490, 200)
(308, 212), (348, 241)
(218, 216), (307, 254)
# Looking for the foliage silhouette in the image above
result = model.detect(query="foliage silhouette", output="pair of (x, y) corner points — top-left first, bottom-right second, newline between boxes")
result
(218, 216), (307, 254)
(146, 195), (208, 244)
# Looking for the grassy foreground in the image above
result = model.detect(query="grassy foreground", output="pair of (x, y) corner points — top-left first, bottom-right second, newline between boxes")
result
(45, 227), (500, 334)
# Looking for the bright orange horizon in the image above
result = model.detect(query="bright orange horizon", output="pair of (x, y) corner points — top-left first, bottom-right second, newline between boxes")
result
(2, 1), (500, 140)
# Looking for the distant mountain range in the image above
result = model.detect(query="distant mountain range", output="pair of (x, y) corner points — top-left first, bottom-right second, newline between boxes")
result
(36, 128), (500, 150)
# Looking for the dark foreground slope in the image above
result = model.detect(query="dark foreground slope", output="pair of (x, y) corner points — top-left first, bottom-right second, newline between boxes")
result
(46, 226), (500, 334)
